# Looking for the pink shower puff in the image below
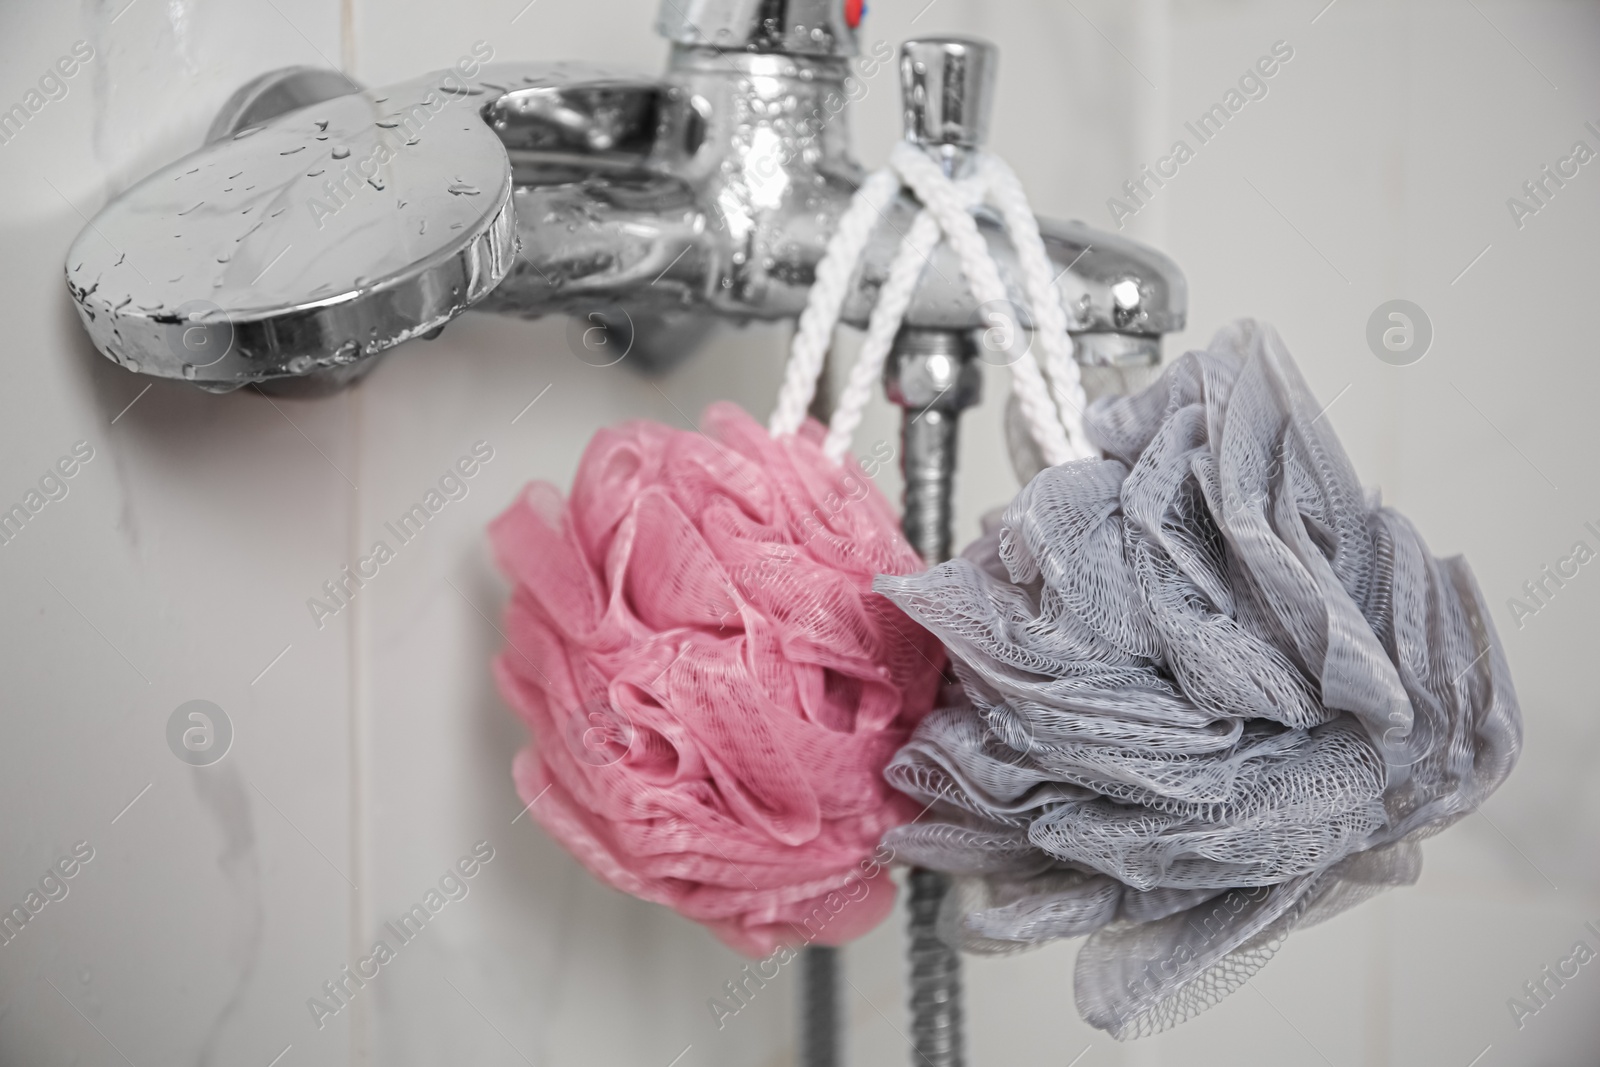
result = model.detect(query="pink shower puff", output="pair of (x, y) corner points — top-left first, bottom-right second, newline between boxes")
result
(489, 401), (945, 957)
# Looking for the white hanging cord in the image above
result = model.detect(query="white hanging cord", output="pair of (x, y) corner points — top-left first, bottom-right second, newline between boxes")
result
(876, 144), (1075, 467)
(768, 167), (904, 439)
(821, 179), (983, 462)
(770, 141), (1093, 468)
(977, 154), (1091, 458)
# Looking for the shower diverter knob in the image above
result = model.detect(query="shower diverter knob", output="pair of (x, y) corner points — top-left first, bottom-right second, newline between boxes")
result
(900, 37), (997, 168)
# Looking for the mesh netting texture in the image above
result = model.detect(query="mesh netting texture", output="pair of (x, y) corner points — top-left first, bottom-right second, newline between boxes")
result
(490, 402), (946, 957)
(875, 320), (1522, 1038)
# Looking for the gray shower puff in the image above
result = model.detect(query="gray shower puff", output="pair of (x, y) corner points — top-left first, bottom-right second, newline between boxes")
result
(875, 320), (1521, 1039)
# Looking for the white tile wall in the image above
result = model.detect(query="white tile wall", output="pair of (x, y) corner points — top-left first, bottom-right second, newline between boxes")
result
(1, 0), (1595, 1064)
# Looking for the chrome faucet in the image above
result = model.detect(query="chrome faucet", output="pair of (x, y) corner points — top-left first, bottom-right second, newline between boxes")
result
(63, 7), (1188, 1067)
(63, 0), (1184, 393)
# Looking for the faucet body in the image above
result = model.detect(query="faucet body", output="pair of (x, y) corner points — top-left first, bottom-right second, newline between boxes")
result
(477, 46), (1185, 370)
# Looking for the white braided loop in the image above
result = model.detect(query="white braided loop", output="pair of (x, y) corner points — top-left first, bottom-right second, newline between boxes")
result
(770, 142), (1092, 469)
(978, 154), (1091, 457)
(768, 166), (904, 439)
(822, 176), (985, 461)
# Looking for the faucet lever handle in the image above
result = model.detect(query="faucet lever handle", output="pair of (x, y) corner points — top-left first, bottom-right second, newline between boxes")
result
(63, 67), (520, 393)
(899, 37), (997, 155)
